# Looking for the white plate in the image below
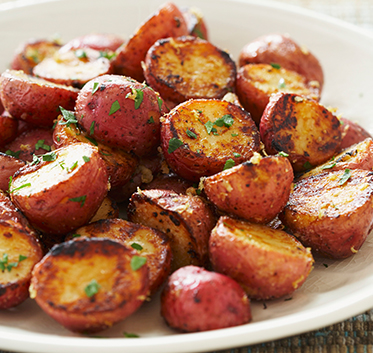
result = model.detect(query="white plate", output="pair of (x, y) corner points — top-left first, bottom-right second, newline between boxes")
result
(1, 0), (373, 352)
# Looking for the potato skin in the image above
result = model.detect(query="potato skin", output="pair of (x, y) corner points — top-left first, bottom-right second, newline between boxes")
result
(161, 265), (251, 332)
(112, 2), (188, 82)
(30, 238), (149, 333)
(161, 99), (261, 181)
(238, 33), (324, 90)
(0, 112), (18, 147)
(10, 143), (109, 235)
(209, 216), (314, 300)
(0, 70), (78, 127)
(281, 169), (373, 259)
(339, 117), (372, 151)
(144, 36), (236, 106)
(0, 153), (26, 191)
(204, 154), (293, 223)
(75, 74), (168, 157)
(260, 92), (341, 172)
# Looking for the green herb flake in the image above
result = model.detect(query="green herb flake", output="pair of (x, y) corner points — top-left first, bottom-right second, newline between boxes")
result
(278, 151), (289, 157)
(10, 183), (31, 194)
(68, 161), (78, 172)
(35, 139), (51, 151)
(69, 195), (87, 207)
(270, 63), (281, 69)
(233, 152), (241, 158)
(85, 136), (98, 146)
(99, 50), (116, 60)
(204, 121), (214, 134)
(84, 279), (100, 297)
(59, 107), (78, 127)
(90, 121), (95, 135)
(339, 169), (352, 186)
(303, 161), (313, 170)
(82, 156), (90, 163)
(168, 138), (184, 154)
(278, 78), (286, 89)
(31, 154), (41, 166)
(215, 114), (234, 128)
(321, 162), (336, 170)
(223, 158), (235, 170)
(157, 96), (163, 112)
(92, 82), (100, 95)
(0, 253), (27, 272)
(131, 243), (143, 251)
(231, 133), (239, 137)
(133, 88), (144, 109)
(123, 332), (140, 338)
(130, 256), (147, 271)
(186, 129), (197, 139)
(147, 116), (154, 124)
(109, 100), (121, 115)
(75, 49), (87, 59)
(71, 234), (81, 238)
(42, 152), (57, 162)
(5, 150), (21, 159)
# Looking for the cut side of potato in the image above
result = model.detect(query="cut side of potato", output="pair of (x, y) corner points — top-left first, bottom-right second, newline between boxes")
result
(30, 238), (149, 333)
(209, 216), (314, 300)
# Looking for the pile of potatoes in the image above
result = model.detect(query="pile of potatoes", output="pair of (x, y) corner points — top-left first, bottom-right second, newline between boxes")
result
(0, 1), (372, 335)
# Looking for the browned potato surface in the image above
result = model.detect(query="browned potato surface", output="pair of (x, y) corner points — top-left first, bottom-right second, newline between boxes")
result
(144, 36), (236, 106)
(112, 2), (188, 82)
(30, 238), (149, 333)
(281, 169), (373, 259)
(204, 154), (293, 223)
(260, 92), (341, 172)
(161, 265), (251, 332)
(128, 189), (216, 271)
(0, 70), (78, 127)
(238, 33), (324, 90)
(0, 153), (26, 191)
(161, 99), (261, 181)
(339, 117), (372, 151)
(33, 48), (112, 88)
(236, 63), (320, 124)
(75, 74), (168, 157)
(10, 142), (109, 235)
(89, 197), (119, 223)
(67, 218), (171, 295)
(209, 216), (314, 300)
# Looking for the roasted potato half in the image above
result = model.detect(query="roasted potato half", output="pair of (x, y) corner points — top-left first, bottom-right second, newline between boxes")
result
(30, 238), (149, 333)
(127, 189), (216, 271)
(112, 2), (188, 82)
(161, 98), (261, 181)
(238, 33), (324, 90)
(204, 153), (293, 223)
(66, 218), (171, 295)
(0, 70), (78, 127)
(260, 92), (341, 172)
(10, 142), (109, 235)
(209, 216), (314, 300)
(281, 169), (373, 259)
(236, 63), (320, 124)
(144, 36), (236, 106)
(161, 265), (251, 332)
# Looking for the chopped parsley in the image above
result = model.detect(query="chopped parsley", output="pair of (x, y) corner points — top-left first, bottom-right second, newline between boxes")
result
(5, 150), (21, 159)
(303, 161), (313, 170)
(92, 82), (100, 95)
(204, 121), (214, 134)
(75, 49), (87, 59)
(10, 182), (31, 194)
(168, 138), (183, 154)
(84, 279), (100, 297)
(85, 136), (98, 146)
(59, 107), (78, 127)
(270, 63), (281, 69)
(69, 195), (87, 207)
(90, 121), (95, 135)
(42, 152), (57, 162)
(231, 132), (239, 137)
(123, 332), (140, 338)
(35, 139), (51, 151)
(214, 114), (234, 128)
(223, 159), (235, 170)
(0, 253), (27, 272)
(82, 156), (90, 163)
(338, 169), (351, 185)
(186, 129), (197, 139)
(133, 88), (144, 109)
(131, 243), (143, 251)
(147, 116), (154, 124)
(278, 78), (286, 89)
(157, 96), (163, 112)
(130, 256), (147, 271)
(233, 152), (241, 158)
(278, 151), (289, 157)
(109, 100), (121, 115)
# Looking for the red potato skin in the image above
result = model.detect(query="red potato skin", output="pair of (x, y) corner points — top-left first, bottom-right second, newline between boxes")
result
(0, 153), (26, 192)
(0, 112), (18, 147)
(339, 117), (372, 151)
(75, 75), (168, 157)
(161, 266), (251, 332)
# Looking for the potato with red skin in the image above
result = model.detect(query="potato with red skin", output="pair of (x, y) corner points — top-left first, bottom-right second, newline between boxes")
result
(280, 169), (373, 259)
(10, 143), (109, 235)
(161, 265), (251, 332)
(204, 154), (293, 224)
(0, 111), (18, 147)
(260, 92), (341, 172)
(209, 216), (314, 300)
(112, 2), (188, 82)
(0, 153), (26, 191)
(30, 238), (149, 333)
(181, 7), (208, 40)
(239, 33), (324, 90)
(75, 74), (168, 157)
(339, 117), (372, 151)
(0, 70), (78, 127)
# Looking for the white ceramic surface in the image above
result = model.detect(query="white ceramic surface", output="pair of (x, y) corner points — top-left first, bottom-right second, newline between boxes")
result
(1, 0), (373, 352)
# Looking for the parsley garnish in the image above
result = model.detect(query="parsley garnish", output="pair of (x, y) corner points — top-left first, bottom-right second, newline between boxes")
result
(82, 156), (90, 163)
(168, 138), (183, 154)
(0, 253), (27, 272)
(90, 121), (95, 135)
(147, 117), (154, 124)
(131, 243), (143, 251)
(278, 78), (286, 89)
(157, 96), (163, 111)
(223, 159), (235, 170)
(278, 151), (289, 157)
(10, 183), (31, 194)
(303, 161), (313, 169)
(75, 49), (87, 59)
(59, 107), (78, 127)
(109, 100), (121, 115)
(35, 139), (51, 151)
(338, 169), (351, 185)
(92, 82), (100, 95)
(130, 256), (147, 271)
(233, 152), (241, 158)
(85, 136), (98, 146)
(84, 279), (100, 297)
(42, 152), (57, 162)
(133, 88), (144, 109)
(231, 133), (239, 137)
(69, 195), (87, 207)
(204, 121), (214, 134)
(5, 150), (21, 159)
(123, 332), (140, 338)
(186, 129), (197, 139)
(214, 114), (234, 128)
(270, 63), (281, 69)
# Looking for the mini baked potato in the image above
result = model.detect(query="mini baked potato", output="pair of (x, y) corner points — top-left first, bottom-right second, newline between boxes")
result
(10, 142), (109, 235)
(339, 117), (372, 151)
(203, 153), (293, 223)
(281, 169), (373, 259)
(0, 70), (78, 127)
(66, 218), (171, 295)
(75, 74), (168, 157)
(112, 2), (188, 82)
(209, 216), (314, 300)
(161, 98), (261, 181)
(143, 36), (236, 106)
(0, 112), (18, 147)
(127, 189), (216, 271)
(161, 265), (251, 332)
(260, 92), (341, 172)
(30, 238), (149, 333)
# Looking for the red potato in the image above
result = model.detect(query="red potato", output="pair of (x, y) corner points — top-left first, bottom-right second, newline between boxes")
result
(112, 2), (189, 82)
(0, 111), (18, 147)
(339, 117), (372, 151)
(181, 7), (209, 40)
(75, 74), (168, 157)
(143, 173), (193, 195)
(10, 142), (109, 235)
(30, 238), (149, 333)
(0, 70), (79, 127)
(0, 153), (26, 191)
(161, 265), (251, 332)
(209, 216), (314, 300)
(203, 154), (294, 224)
(5, 128), (53, 162)
(238, 33), (324, 90)
(260, 92), (341, 172)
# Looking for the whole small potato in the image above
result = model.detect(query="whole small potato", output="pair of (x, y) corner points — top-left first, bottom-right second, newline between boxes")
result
(161, 265), (251, 332)
(75, 74), (168, 156)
